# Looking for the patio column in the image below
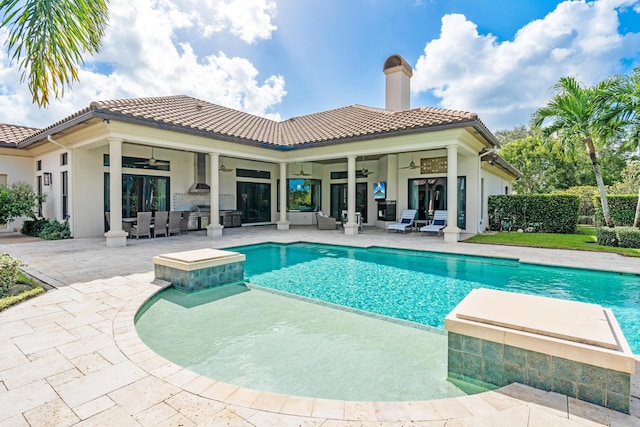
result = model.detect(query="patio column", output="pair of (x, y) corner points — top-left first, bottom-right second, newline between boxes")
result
(344, 155), (358, 235)
(207, 152), (223, 237)
(105, 138), (128, 247)
(444, 144), (461, 242)
(277, 162), (290, 230)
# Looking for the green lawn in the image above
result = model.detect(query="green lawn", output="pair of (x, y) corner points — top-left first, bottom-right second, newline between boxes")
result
(465, 226), (640, 257)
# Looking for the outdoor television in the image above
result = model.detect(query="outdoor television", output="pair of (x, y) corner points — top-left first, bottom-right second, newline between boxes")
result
(373, 181), (386, 200)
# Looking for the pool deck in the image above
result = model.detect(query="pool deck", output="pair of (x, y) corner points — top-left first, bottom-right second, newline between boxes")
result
(1, 225), (640, 426)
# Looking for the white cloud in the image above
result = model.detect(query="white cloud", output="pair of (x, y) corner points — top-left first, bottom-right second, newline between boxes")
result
(413, 0), (640, 130)
(0, 0), (284, 128)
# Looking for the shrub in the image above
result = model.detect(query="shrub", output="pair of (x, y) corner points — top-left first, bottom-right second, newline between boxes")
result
(596, 227), (618, 247)
(21, 219), (71, 240)
(488, 194), (580, 233)
(0, 254), (25, 293)
(593, 195), (638, 226)
(616, 227), (640, 249)
(21, 218), (48, 236)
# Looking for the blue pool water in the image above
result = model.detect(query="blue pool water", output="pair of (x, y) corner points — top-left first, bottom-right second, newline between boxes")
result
(234, 242), (640, 354)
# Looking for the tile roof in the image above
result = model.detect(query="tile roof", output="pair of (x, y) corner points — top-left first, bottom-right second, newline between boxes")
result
(87, 95), (488, 147)
(0, 123), (40, 146)
(16, 95), (497, 150)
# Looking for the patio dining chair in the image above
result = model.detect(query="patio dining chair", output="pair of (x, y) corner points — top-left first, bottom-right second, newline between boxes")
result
(153, 211), (169, 237)
(179, 211), (190, 234)
(388, 209), (417, 233)
(129, 212), (153, 239)
(168, 211), (182, 236)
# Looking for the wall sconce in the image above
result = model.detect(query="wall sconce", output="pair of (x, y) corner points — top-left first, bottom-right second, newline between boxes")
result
(43, 173), (52, 186)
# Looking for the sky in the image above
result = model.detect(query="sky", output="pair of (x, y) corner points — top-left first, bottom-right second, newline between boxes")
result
(1, 0), (640, 132)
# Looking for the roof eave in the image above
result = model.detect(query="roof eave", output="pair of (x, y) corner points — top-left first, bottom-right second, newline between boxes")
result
(17, 110), (97, 148)
(283, 118), (489, 150)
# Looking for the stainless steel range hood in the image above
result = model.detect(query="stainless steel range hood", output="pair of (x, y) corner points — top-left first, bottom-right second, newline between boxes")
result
(188, 153), (210, 193)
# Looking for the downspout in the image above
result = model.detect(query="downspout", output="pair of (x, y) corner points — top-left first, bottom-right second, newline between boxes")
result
(47, 135), (74, 235)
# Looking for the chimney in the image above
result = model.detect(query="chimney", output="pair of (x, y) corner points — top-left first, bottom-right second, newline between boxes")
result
(383, 54), (413, 111)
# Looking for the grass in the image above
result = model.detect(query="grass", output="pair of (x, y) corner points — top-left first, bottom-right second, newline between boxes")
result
(465, 226), (640, 257)
(0, 271), (46, 311)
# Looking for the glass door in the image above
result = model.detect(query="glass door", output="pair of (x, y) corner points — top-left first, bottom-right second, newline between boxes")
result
(104, 173), (170, 220)
(408, 177), (466, 228)
(237, 182), (271, 224)
(330, 183), (368, 222)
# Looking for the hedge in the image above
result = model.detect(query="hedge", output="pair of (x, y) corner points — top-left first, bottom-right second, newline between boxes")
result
(593, 195), (638, 226)
(597, 226), (640, 248)
(488, 194), (580, 234)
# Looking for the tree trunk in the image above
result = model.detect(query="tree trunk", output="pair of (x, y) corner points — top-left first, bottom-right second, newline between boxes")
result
(585, 137), (614, 228)
(634, 185), (640, 228)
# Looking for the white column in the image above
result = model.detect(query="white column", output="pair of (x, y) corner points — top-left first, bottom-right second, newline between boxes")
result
(277, 162), (290, 230)
(344, 155), (358, 235)
(105, 138), (128, 247)
(207, 152), (223, 237)
(444, 144), (461, 242)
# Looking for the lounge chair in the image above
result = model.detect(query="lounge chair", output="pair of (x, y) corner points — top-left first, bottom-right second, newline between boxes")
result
(129, 212), (153, 239)
(316, 212), (337, 230)
(421, 210), (448, 234)
(388, 209), (417, 233)
(153, 211), (168, 237)
(167, 211), (181, 236)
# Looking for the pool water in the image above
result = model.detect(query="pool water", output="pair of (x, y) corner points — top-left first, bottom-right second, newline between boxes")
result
(135, 284), (473, 401)
(235, 243), (640, 353)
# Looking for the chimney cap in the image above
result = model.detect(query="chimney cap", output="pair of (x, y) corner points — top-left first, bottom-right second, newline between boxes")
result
(383, 54), (413, 77)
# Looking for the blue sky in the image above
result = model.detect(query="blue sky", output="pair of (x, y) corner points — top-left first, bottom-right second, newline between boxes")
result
(1, 0), (639, 131)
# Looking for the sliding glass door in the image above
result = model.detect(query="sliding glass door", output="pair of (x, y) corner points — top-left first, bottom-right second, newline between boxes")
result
(104, 173), (170, 220)
(330, 183), (368, 222)
(237, 182), (271, 224)
(408, 177), (466, 229)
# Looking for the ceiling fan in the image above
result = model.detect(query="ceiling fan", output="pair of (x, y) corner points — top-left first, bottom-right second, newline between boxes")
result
(400, 153), (420, 170)
(358, 156), (375, 176)
(134, 147), (169, 167)
(219, 157), (234, 172)
(293, 163), (311, 176)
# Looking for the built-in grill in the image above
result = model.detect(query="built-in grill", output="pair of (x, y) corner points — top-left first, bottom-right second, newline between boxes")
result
(187, 205), (210, 230)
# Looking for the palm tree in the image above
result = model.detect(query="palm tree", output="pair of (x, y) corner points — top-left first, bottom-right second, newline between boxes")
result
(0, 0), (109, 107)
(532, 76), (618, 228)
(609, 68), (640, 228)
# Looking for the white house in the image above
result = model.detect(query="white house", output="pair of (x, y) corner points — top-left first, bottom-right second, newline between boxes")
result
(0, 54), (519, 245)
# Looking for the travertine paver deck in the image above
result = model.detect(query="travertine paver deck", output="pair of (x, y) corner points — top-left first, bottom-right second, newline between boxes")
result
(1, 226), (640, 426)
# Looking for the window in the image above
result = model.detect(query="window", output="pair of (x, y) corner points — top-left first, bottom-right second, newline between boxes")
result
(277, 179), (321, 211)
(103, 154), (170, 171)
(37, 175), (43, 217)
(236, 168), (270, 179)
(36, 160), (42, 171)
(60, 152), (68, 166)
(61, 171), (69, 219)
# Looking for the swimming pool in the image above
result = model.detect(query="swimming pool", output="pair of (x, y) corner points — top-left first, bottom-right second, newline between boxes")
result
(234, 242), (640, 354)
(136, 242), (640, 401)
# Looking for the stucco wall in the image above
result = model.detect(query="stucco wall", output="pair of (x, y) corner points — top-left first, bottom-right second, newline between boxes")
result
(0, 152), (35, 231)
